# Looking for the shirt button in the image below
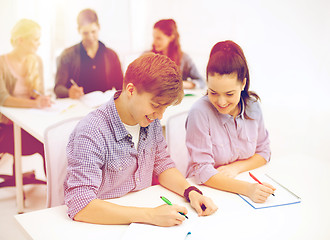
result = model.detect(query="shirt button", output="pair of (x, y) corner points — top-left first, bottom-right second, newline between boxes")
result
(119, 167), (123, 171)
(143, 137), (146, 141)
(131, 144), (134, 148)
(136, 178), (140, 182)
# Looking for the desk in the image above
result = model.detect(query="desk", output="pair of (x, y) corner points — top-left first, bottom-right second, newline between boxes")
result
(14, 155), (330, 240)
(0, 99), (94, 213)
(0, 90), (204, 213)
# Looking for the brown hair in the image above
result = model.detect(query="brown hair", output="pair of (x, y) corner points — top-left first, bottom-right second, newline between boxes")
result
(207, 40), (260, 119)
(77, 9), (99, 28)
(152, 19), (182, 67)
(124, 53), (183, 106)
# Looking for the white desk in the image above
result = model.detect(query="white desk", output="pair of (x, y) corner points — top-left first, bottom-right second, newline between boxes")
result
(0, 90), (204, 213)
(14, 155), (330, 240)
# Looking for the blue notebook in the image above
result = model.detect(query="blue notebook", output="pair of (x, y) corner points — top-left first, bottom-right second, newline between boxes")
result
(237, 173), (301, 209)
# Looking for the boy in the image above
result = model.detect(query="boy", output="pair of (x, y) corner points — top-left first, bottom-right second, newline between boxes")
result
(64, 53), (217, 227)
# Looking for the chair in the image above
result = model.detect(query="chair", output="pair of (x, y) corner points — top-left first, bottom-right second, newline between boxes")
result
(0, 128), (46, 189)
(165, 111), (189, 177)
(44, 117), (82, 208)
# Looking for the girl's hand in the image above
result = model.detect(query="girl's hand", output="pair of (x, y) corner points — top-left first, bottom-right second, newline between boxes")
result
(189, 191), (218, 216)
(247, 182), (276, 203)
(149, 204), (187, 227)
(36, 95), (52, 108)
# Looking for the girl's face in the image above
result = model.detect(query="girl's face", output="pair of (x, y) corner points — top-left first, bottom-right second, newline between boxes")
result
(207, 72), (245, 118)
(152, 28), (173, 53)
(19, 29), (41, 54)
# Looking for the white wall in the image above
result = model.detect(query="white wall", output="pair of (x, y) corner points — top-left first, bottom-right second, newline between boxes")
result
(1, 0), (329, 160)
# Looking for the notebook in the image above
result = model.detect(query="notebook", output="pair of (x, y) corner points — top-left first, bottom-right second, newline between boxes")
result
(121, 222), (192, 240)
(80, 90), (115, 108)
(237, 173), (301, 209)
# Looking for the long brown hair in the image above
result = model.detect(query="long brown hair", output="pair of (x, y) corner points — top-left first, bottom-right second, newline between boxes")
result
(152, 19), (182, 67)
(207, 40), (259, 119)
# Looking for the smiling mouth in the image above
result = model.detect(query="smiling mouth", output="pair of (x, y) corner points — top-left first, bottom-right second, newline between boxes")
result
(218, 104), (230, 109)
(146, 115), (155, 122)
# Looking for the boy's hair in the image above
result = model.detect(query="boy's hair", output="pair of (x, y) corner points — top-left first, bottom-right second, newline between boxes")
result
(77, 8), (99, 28)
(124, 53), (183, 106)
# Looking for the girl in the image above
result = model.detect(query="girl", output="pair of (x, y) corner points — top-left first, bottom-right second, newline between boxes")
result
(0, 19), (51, 171)
(186, 40), (275, 203)
(149, 19), (205, 89)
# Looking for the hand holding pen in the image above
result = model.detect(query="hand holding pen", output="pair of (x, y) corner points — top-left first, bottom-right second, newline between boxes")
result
(69, 79), (84, 99)
(248, 172), (276, 203)
(33, 89), (52, 108)
(147, 196), (188, 227)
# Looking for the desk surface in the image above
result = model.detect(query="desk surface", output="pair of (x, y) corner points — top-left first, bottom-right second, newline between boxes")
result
(0, 89), (204, 143)
(14, 155), (330, 240)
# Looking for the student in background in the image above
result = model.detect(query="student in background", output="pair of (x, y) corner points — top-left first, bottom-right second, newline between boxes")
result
(147, 19), (205, 89)
(0, 19), (51, 169)
(186, 40), (275, 203)
(54, 8), (123, 99)
(64, 53), (217, 226)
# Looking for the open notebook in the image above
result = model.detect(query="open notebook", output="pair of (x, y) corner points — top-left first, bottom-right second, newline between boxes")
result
(237, 173), (301, 209)
(121, 222), (192, 240)
(80, 90), (115, 108)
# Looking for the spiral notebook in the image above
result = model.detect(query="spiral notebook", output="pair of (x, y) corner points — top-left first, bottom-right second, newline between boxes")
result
(237, 173), (301, 209)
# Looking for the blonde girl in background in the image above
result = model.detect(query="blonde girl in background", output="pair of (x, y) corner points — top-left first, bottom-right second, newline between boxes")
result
(0, 19), (51, 174)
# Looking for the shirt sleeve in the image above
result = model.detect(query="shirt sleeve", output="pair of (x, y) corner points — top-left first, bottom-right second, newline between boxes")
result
(254, 103), (271, 162)
(54, 50), (72, 98)
(185, 104), (219, 184)
(152, 120), (176, 177)
(181, 54), (206, 89)
(105, 49), (123, 91)
(64, 123), (106, 219)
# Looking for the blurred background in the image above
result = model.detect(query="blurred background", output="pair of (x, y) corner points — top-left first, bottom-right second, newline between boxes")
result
(1, 0), (329, 160)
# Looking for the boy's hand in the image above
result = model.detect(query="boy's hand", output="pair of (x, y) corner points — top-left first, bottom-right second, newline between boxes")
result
(69, 85), (84, 99)
(150, 204), (187, 227)
(189, 191), (218, 216)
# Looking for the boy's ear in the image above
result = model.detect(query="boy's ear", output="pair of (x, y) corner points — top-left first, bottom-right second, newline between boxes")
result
(126, 83), (135, 96)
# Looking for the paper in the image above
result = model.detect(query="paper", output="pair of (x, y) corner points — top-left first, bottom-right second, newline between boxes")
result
(237, 173), (301, 209)
(121, 222), (191, 240)
(80, 90), (115, 108)
(28, 101), (77, 115)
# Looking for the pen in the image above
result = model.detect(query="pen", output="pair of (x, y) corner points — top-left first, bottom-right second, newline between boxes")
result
(160, 196), (188, 219)
(249, 172), (275, 196)
(70, 79), (79, 87)
(33, 89), (55, 104)
(33, 89), (42, 96)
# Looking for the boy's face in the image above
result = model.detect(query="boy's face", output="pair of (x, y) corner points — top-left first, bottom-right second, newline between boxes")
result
(127, 85), (168, 127)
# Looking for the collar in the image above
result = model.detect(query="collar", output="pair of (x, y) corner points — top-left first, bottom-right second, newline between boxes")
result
(109, 91), (149, 142)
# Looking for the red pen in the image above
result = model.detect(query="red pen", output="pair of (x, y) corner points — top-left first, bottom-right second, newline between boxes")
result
(249, 172), (275, 196)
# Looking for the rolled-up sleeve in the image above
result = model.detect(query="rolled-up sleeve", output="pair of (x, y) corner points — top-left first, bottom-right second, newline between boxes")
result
(255, 104), (271, 162)
(153, 120), (176, 176)
(185, 106), (218, 184)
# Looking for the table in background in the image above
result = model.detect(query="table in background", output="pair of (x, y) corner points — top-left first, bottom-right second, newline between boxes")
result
(0, 89), (204, 213)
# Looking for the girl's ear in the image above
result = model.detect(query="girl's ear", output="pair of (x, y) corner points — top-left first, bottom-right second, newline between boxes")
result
(242, 78), (247, 91)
